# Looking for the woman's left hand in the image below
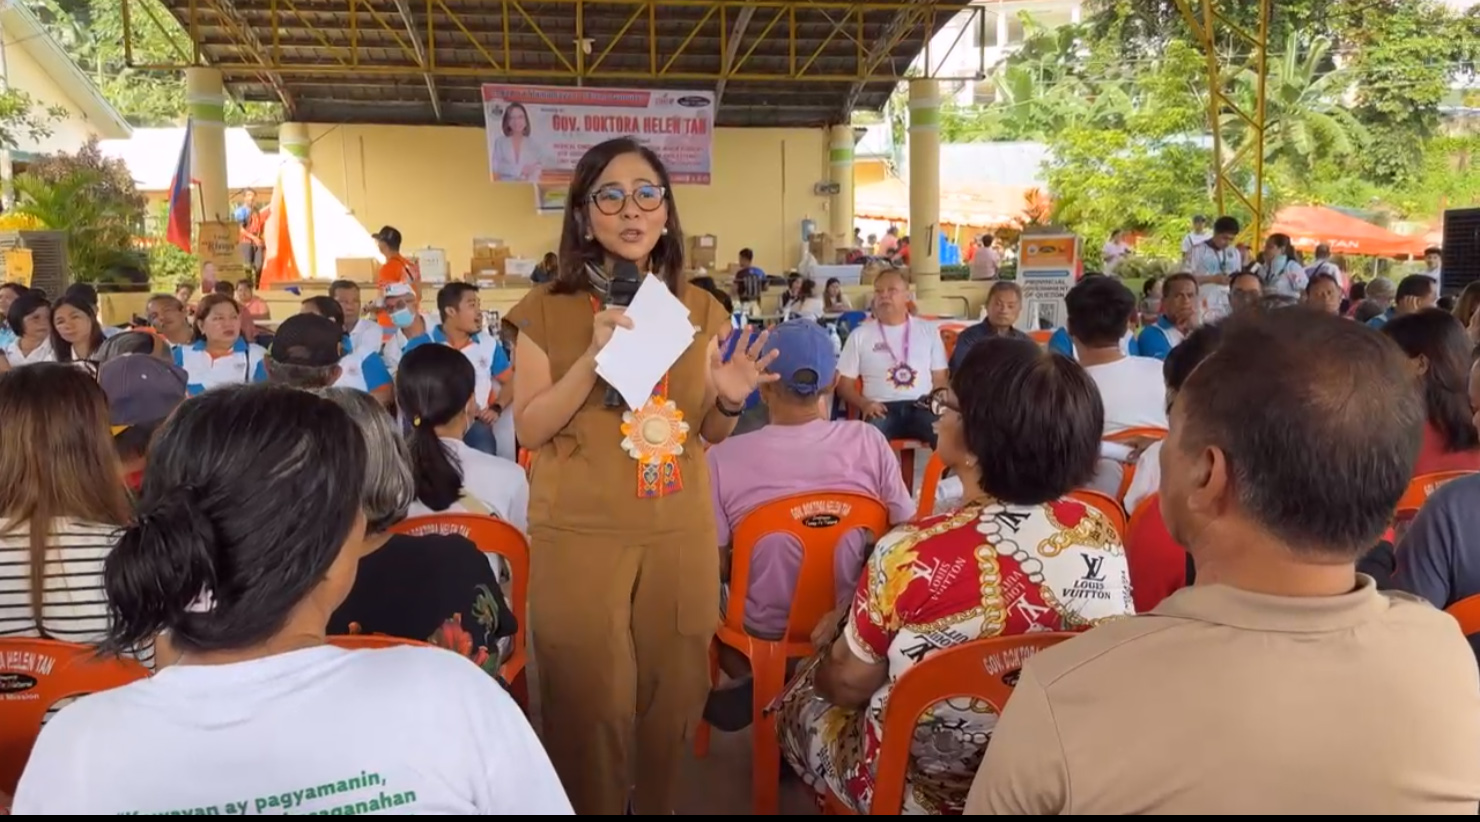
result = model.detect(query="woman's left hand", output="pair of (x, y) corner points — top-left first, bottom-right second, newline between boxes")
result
(711, 328), (780, 408)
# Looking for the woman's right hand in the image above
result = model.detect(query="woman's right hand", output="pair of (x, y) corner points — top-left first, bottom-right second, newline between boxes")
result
(588, 308), (634, 357)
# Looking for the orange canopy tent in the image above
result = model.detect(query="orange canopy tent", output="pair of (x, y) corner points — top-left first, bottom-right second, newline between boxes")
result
(1267, 205), (1427, 258)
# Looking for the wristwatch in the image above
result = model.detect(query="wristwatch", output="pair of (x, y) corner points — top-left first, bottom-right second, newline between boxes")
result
(715, 399), (744, 418)
(490, 403), (504, 415)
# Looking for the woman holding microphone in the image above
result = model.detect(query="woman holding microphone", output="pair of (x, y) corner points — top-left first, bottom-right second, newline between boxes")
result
(504, 137), (775, 815)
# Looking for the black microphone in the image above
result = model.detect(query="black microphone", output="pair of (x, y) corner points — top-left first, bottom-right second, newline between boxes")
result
(603, 259), (644, 408)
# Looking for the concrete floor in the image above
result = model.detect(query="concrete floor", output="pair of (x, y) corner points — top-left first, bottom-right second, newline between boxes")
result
(523, 655), (820, 815)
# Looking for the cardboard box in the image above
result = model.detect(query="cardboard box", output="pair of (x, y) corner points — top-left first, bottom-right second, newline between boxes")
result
(688, 234), (718, 268)
(808, 232), (836, 265)
(335, 257), (379, 282)
(472, 237), (505, 257)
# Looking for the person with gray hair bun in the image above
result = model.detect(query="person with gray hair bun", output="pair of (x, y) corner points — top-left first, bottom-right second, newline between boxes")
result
(319, 385), (519, 680)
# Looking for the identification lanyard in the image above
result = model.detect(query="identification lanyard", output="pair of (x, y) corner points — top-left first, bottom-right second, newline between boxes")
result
(878, 320), (911, 366)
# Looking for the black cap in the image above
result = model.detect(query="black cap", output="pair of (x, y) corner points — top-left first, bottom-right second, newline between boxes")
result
(373, 225), (402, 249)
(268, 314), (343, 367)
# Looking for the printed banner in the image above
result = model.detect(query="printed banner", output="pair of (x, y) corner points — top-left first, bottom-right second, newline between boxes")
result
(482, 84), (715, 185)
(196, 220), (247, 290)
(1015, 233), (1080, 333)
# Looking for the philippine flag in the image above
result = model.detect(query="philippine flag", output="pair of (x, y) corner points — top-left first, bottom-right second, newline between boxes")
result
(165, 119), (193, 253)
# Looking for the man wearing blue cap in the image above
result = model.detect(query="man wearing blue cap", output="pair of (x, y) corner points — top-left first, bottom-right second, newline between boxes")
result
(703, 319), (914, 731)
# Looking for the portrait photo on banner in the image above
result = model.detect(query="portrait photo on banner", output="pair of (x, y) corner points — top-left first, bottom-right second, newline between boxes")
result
(481, 84), (715, 186)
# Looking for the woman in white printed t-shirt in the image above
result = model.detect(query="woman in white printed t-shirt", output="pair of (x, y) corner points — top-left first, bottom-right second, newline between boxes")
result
(1, 293), (55, 370)
(397, 343), (530, 533)
(12, 384), (572, 815)
(172, 293), (267, 396)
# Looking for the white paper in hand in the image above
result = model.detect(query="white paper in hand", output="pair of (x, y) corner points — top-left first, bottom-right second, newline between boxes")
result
(595, 274), (698, 410)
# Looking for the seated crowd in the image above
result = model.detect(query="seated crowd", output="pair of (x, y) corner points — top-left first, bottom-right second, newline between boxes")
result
(5, 261), (1480, 817)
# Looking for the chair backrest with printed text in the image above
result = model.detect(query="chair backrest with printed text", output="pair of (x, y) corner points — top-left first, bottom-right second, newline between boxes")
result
(0, 638), (149, 794)
(867, 634), (1073, 815)
(727, 491), (890, 644)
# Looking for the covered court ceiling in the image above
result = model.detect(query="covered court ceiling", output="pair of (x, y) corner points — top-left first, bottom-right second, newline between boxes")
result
(148, 0), (979, 127)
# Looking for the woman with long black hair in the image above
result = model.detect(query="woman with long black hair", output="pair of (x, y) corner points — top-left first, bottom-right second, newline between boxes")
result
(503, 137), (775, 814)
(51, 294), (107, 367)
(397, 343), (528, 529)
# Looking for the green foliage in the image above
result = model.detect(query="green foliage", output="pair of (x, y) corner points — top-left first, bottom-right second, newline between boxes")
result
(147, 240), (200, 291)
(1228, 37), (1369, 186)
(936, 0), (1479, 257)
(1113, 255), (1178, 282)
(144, 201), (201, 289)
(1043, 38), (1215, 267)
(1338, 0), (1473, 185)
(27, 0), (280, 126)
(0, 88), (65, 150)
(12, 139), (148, 282)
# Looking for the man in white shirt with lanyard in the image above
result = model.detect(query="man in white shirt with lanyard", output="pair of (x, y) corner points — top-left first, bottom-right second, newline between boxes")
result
(836, 269), (948, 446)
(1184, 215), (1244, 322)
(402, 282), (514, 458)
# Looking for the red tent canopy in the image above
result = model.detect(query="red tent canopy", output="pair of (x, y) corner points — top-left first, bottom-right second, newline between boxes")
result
(1267, 205), (1427, 258)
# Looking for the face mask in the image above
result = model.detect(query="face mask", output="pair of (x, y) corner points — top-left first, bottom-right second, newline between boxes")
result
(389, 307), (415, 328)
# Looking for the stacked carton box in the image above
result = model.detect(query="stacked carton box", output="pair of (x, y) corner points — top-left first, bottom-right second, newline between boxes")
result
(469, 238), (510, 284)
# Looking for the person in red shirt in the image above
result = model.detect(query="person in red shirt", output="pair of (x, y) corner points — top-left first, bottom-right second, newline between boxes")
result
(236, 189), (266, 276)
(1122, 321), (1225, 612)
(1380, 309), (1480, 477)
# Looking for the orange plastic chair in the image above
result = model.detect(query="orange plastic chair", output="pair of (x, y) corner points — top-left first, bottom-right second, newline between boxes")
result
(0, 639), (149, 794)
(516, 448), (533, 474)
(1067, 488), (1128, 539)
(1396, 470), (1476, 521)
(390, 513), (531, 706)
(1105, 426), (1168, 502)
(891, 439), (924, 496)
(822, 633), (1073, 815)
(1028, 329), (1053, 345)
(326, 634), (434, 650)
(938, 322), (967, 363)
(695, 491), (890, 816)
(845, 378), (926, 494)
(1445, 594), (1480, 636)
(914, 451), (947, 521)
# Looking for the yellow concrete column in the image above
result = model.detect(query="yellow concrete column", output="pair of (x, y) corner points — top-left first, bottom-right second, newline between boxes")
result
(278, 122), (318, 279)
(828, 124), (855, 248)
(908, 79), (943, 310)
(184, 68), (230, 223)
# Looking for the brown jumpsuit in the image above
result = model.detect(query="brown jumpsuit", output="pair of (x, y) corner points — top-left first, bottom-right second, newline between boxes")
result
(504, 281), (730, 815)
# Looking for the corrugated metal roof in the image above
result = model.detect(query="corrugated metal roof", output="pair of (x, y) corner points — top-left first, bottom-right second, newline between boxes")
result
(155, 0), (970, 127)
